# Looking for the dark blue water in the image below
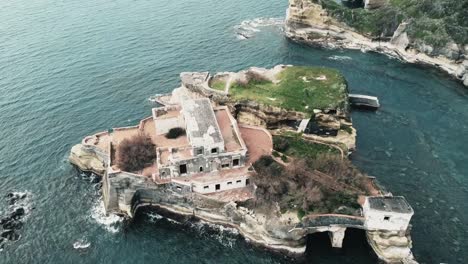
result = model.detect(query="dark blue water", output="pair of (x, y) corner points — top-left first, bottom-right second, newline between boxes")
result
(1, 0), (467, 263)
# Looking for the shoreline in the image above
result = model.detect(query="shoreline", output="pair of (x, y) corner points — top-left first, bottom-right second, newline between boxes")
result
(284, 5), (468, 88)
(132, 203), (308, 256)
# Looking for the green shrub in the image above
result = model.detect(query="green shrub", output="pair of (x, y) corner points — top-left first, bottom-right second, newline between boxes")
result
(297, 208), (306, 220)
(273, 137), (290, 152)
(281, 155), (289, 162)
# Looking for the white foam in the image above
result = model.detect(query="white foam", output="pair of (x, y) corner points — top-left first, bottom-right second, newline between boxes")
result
(327, 55), (352, 61)
(90, 200), (123, 234)
(145, 211), (163, 223)
(73, 238), (91, 249)
(234, 17), (284, 39)
(189, 221), (239, 248)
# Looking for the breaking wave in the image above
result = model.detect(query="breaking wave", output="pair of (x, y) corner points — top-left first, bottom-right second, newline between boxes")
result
(73, 238), (91, 249)
(189, 221), (239, 248)
(90, 199), (123, 234)
(327, 55), (353, 61)
(142, 211), (239, 248)
(234, 17), (284, 39)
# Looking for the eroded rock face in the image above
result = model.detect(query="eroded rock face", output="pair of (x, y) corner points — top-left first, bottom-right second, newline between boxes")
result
(285, 0), (468, 88)
(390, 22), (410, 50)
(69, 144), (107, 175)
(233, 100), (307, 128)
(367, 230), (415, 263)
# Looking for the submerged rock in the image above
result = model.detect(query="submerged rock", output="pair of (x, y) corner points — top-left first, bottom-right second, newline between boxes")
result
(6, 192), (27, 205)
(2, 219), (23, 230)
(1, 230), (20, 241)
(11, 207), (25, 219)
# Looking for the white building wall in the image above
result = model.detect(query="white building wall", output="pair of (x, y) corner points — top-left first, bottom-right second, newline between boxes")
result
(363, 200), (413, 231)
(192, 176), (249, 194)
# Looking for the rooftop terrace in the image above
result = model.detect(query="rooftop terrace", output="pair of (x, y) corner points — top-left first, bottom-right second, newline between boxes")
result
(367, 196), (413, 214)
(214, 107), (244, 152)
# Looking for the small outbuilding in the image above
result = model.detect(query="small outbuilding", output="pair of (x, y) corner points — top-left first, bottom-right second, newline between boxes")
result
(363, 196), (414, 232)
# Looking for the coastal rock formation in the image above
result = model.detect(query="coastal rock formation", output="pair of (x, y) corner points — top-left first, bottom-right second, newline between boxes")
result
(1, 192), (30, 250)
(285, 0), (468, 88)
(69, 144), (107, 175)
(367, 230), (416, 263)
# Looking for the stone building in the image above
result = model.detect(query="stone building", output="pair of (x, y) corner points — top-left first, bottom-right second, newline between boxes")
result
(150, 98), (255, 194)
(363, 196), (414, 231)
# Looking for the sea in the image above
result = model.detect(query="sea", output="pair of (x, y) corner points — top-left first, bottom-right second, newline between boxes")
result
(0, 0), (467, 263)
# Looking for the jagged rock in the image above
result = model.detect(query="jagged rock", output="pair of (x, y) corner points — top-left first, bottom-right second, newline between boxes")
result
(0, 237), (5, 250)
(2, 219), (23, 230)
(6, 192), (26, 205)
(414, 41), (434, 56)
(1, 230), (20, 241)
(10, 208), (25, 219)
(315, 113), (341, 130)
(69, 144), (107, 175)
(0, 217), (11, 225)
(439, 42), (461, 61)
(390, 22), (410, 50)
(463, 74), (468, 87)
(456, 64), (467, 78)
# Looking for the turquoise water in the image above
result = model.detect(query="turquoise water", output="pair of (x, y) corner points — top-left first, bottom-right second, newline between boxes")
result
(0, 0), (467, 263)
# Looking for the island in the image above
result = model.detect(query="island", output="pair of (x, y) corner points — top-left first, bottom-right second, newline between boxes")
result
(285, 0), (468, 88)
(69, 65), (417, 263)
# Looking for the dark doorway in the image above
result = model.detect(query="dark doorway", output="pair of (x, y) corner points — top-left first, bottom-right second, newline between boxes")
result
(233, 158), (240, 166)
(179, 164), (187, 174)
(215, 184), (221, 191)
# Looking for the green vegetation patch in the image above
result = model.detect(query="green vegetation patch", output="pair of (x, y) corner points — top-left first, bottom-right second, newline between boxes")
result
(273, 134), (340, 159)
(229, 66), (347, 113)
(210, 79), (226, 91)
(318, 0), (468, 48)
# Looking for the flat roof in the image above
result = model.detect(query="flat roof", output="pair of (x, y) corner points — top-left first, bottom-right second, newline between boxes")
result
(367, 196), (413, 214)
(214, 108), (243, 152)
(182, 98), (223, 147)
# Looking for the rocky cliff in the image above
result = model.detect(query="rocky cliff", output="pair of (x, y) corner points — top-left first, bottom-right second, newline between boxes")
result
(69, 144), (107, 175)
(285, 0), (468, 88)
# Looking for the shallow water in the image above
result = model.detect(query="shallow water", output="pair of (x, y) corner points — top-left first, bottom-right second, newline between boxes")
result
(0, 0), (467, 263)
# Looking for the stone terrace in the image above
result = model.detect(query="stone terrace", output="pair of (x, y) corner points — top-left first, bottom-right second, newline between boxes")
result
(214, 107), (244, 152)
(238, 125), (273, 164)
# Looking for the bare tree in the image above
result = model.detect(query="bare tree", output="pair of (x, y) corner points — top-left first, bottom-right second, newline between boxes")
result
(117, 133), (156, 172)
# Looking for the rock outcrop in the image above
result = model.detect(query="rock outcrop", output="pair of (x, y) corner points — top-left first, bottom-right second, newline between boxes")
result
(285, 0), (468, 88)
(367, 230), (417, 263)
(69, 144), (107, 175)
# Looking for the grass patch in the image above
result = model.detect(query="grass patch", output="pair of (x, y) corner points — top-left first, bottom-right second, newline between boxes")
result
(229, 66), (347, 114)
(273, 134), (340, 159)
(297, 208), (306, 220)
(210, 79), (226, 91)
